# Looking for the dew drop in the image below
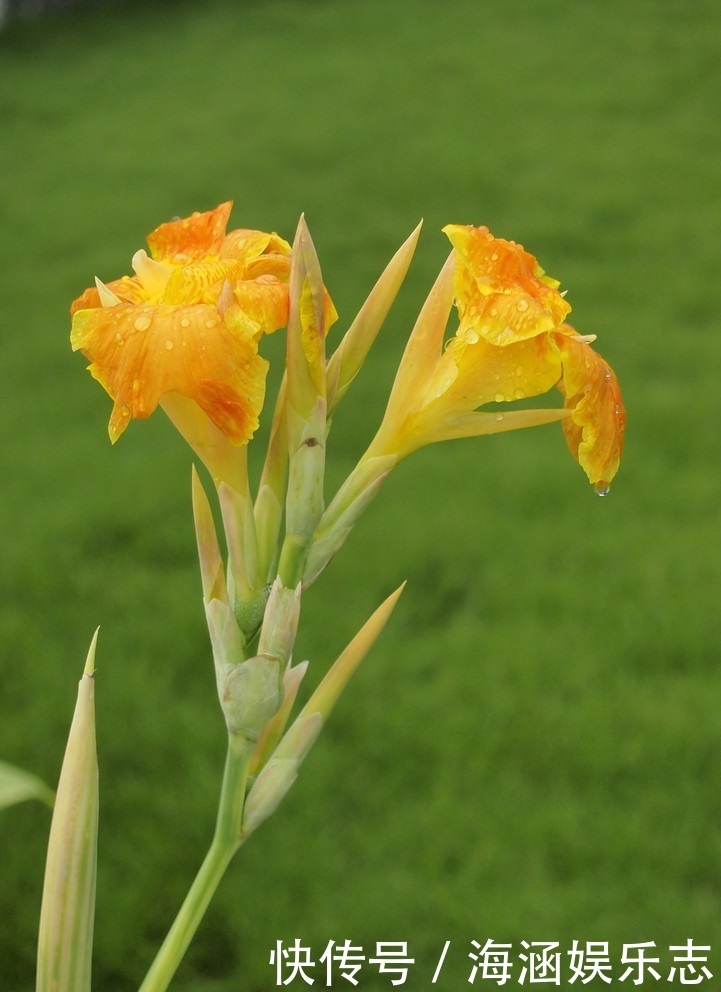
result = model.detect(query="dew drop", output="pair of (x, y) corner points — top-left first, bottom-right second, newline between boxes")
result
(604, 368), (612, 380)
(134, 313), (152, 332)
(495, 412), (504, 422)
(180, 317), (190, 328)
(491, 251), (499, 261)
(463, 327), (480, 344)
(514, 387), (525, 399)
(165, 339), (174, 350)
(115, 332), (124, 344)
(205, 318), (217, 329)
(494, 391), (505, 403)
(594, 481), (611, 497)
(517, 298), (529, 312)
(515, 365), (524, 376)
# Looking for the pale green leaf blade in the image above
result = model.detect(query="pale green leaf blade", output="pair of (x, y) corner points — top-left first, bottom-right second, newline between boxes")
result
(0, 761), (53, 810)
(36, 630), (99, 992)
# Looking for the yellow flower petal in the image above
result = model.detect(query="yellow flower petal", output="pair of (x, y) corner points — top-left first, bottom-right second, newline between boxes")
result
(162, 258), (246, 306)
(370, 223), (625, 490)
(70, 204), (293, 450)
(444, 224), (571, 345)
(232, 276), (290, 336)
(71, 302), (267, 444)
(554, 326), (626, 487)
(147, 201), (233, 263)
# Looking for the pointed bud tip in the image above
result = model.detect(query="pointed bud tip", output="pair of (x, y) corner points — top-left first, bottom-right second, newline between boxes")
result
(83, 628), (99, 678)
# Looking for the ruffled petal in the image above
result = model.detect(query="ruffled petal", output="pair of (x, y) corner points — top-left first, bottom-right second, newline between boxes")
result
(162, 258), (246, 306)
(147, 202), (233, 263)
(444, 224), (571, 345)
(71, 302), (267, 445)
(554, 326), (626, 487)
(233, 275), (290, 336)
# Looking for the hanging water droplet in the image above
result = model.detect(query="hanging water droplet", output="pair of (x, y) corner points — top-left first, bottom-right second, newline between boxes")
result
(133, 313), (152, 332)
(594, 481), (611, 497)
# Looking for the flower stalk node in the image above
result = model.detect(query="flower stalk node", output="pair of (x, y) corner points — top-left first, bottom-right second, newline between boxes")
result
(220, 654), (282, 741)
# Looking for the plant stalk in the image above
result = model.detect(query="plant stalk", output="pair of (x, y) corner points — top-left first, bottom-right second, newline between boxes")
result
(138, 733), (252, 992)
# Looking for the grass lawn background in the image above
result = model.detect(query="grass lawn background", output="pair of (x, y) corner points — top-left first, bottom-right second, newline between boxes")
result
(1, 0), (719, 989)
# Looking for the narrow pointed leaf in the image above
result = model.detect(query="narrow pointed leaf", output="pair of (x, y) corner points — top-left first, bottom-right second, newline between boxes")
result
(382, 252), (455, 431)
(37, 631), (99, 992)
(327, 222), (422, 413)
(248, 661), (309, 777)
(191, 465), (227, 605)
(242, 584), (405, 835)
(0, 762), (53, 811)
(302, 582), (405, 720)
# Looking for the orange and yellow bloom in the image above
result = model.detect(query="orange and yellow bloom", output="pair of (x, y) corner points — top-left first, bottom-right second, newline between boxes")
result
(368, 224), (625, 490)
(70, 202), (291, 446)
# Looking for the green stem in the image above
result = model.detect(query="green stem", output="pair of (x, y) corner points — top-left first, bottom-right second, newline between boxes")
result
(138, 733), (252, 992)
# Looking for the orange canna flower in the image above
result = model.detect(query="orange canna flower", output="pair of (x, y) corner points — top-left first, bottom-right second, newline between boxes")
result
(70, 202), (291, 446)
(370, 224), (625, 490)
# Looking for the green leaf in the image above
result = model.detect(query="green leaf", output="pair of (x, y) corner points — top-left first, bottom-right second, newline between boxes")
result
(0, 761), (54, 811)
(36, 630), (99, 992)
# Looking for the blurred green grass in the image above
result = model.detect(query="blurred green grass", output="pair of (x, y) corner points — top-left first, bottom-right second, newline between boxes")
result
(1, 0), (720, 989)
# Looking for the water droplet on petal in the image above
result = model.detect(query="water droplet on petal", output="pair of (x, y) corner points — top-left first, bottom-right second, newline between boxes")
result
(134, 313), (152, 332)
(594, 481), (611, 497)
(115, 332), (124, 344)
(515, 365), (524, 376)
(462, 326), (480, 344)
(205, 318), (217, 329)
(604, 368), (612, 380)
(514, 388), (525, 399)
(180, 317), (190, 328)
(495, 412), (504, 422)
(517, 298), (529, 312)
(494, 391), (505, 403)
(165, 339), (174, 350)
(491, 251), (499, 261)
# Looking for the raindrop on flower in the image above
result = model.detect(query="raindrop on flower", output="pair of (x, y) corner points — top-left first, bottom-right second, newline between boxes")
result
(494, 391), (505, 403)
(462, 326), (480, 344)
(165, 339), (174, 350)
(517, 298), (529, 312)
(495, 412), (504, 422)
(133, 313), (152, 332)
(594, 481), (611, 497)
(180, 317), (190, 328)
(513, 387), (524, 399)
